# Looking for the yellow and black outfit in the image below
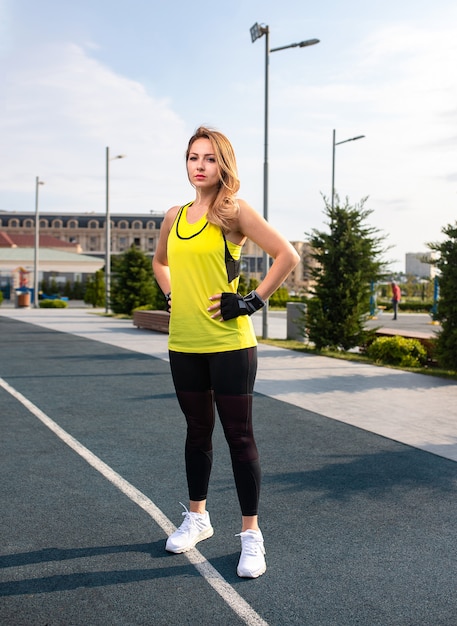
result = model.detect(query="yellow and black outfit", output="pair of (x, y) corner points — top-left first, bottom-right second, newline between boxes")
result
(167, 202), (257, 353)
(167, 203), (261, 516)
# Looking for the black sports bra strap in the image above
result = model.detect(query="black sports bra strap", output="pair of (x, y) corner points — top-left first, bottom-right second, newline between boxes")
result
(222, 232), (241, 283)
(175, 203), (208, 240)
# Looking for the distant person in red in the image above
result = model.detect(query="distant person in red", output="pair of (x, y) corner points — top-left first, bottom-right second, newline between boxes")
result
(391, 281), (401, 320)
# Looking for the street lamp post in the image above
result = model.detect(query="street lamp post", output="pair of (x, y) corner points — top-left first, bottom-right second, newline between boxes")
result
(105, 147), (126, 314)
(33, 176), (45, 308)
(331, 129), (365, 210)
(250, 23), (319, 338)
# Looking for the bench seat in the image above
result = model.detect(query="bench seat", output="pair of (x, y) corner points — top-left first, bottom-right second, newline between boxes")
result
(133, 310), (170, 333)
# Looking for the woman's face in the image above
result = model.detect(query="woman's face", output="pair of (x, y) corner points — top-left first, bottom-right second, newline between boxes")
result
(187, 137), (220, 191)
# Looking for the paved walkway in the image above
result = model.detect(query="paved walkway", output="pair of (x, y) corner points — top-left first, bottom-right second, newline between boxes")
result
(1, 306), (456, 463)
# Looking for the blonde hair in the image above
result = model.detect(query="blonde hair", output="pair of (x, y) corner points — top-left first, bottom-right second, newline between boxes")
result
(186, 126), (240, 232)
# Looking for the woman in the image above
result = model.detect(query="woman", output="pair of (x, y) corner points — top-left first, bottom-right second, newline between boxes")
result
(153, 126), (299, 578)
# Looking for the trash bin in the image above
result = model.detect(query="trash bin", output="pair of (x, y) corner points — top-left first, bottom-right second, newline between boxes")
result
(16, 289), (31, 308)
(286, 302), (306, 341)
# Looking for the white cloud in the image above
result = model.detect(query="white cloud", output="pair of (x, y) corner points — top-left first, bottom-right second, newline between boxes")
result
(254, 20), (457, 269)
(0, 42), (191, 213)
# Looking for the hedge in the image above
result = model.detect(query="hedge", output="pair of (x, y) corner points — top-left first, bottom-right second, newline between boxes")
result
(366, 336), (427, 368)
(39, 299), (69, 308)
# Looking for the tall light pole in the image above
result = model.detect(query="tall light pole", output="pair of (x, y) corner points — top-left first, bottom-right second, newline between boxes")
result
(105, 147), (126, 314)
(33, 176), (45, 308)
(250, 23), (319, 338)
(331, 129), (365, 210)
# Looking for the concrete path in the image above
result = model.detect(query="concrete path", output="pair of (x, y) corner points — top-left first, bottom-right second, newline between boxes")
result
(1, 307), (456, 463)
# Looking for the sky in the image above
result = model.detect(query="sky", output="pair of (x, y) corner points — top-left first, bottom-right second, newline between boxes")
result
(1, 0), (456, 272)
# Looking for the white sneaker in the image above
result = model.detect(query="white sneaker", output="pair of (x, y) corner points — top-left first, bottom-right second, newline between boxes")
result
(236, 529), (266, 578)
(166, 503), (214, 553)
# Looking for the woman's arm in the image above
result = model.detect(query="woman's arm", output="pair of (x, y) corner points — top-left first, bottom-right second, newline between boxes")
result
(208, 200), (300, 320)
(234, 199), (300, 301)
(152, 206), (179, 297)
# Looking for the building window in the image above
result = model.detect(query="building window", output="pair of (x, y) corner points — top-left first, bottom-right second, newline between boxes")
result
(23, 219), (34, 228)
(88, 220), (99, 229)
(9, 219), (20, 227)
(52, 219), (63, 228)
(39, 219), (48, 228)
(119, 236), (128, 251)
(132, 220), (142, 230)
(148, 237), (155, 250)
(68, 220), (78, 228)
(89, 236), (99, 251)
(133, 237), (141, 247)
(118, 220), (129, 229)
(147, 221), (156, 230)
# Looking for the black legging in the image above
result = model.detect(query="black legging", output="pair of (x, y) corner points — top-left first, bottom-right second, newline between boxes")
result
(169, 347), (260, 517)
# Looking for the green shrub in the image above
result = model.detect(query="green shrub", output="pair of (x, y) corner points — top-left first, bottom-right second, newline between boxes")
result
(367, 336), (427, 367)
(403, 300), (434, 313)
(377, 299), (434, 313)
(269, 287), (289, 308)
(39, 299), (68, 308)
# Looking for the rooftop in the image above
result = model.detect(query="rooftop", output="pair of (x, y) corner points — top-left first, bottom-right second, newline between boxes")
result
(0, 232), (79, 249)
(0, 248), (103, 263)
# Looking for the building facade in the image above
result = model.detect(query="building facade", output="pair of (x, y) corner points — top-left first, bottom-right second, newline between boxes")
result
(0, 211), (164, 257)
(405, 252), (437, 279)
(0, 211), (313, 295)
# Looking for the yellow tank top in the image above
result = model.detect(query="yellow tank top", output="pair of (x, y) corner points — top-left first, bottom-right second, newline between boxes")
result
(167, 202), (257, 353)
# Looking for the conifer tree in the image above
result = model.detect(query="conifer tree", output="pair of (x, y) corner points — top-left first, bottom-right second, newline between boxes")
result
(110, 246), (158, 315)
(428, 221), (457, 370)
(306, 196), (387, 350)
(72, 277), (85, 300)
(84, 269), (105, 308)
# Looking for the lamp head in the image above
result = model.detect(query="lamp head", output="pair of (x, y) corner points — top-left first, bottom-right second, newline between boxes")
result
(250, 22), (268, 43)
(298, 38), (320, 48)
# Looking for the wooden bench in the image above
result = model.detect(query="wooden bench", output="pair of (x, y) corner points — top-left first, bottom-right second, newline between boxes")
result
(133, 310), (170, 333)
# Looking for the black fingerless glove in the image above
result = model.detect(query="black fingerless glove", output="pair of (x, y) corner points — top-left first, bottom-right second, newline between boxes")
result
(220, 290), (266, 321)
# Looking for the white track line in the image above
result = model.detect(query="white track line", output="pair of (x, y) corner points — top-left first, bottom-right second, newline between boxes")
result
(1, 377), (268, 626)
